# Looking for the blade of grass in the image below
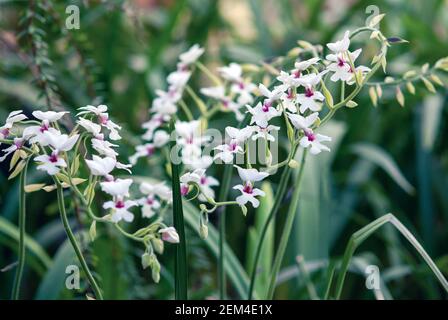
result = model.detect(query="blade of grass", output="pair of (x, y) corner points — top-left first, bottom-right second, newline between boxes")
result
(169, 119), (188, 300)
(267, 150), (308, 299)
(11, 160), (28, 300)
(334, 213), (448, 299)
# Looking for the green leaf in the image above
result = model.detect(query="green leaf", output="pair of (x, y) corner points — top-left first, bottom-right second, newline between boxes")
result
(169, 119), (188, 300)
(0, 216), (52, 273)
(351, 143), (415, 195)
(35, 240), (76, 300)
(183, 201), (260, 299)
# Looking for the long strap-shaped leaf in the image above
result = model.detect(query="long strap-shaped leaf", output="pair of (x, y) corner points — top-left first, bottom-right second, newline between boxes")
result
(334, 213), (448, 299)
(183, 201), (260, 299)
(169, 119), (188, 300)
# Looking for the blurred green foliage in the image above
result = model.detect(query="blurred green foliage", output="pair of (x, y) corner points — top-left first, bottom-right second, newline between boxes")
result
(0, 0), (447, 299)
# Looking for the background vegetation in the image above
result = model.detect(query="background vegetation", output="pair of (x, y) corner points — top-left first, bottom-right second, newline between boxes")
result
(0, 0), (447, 299)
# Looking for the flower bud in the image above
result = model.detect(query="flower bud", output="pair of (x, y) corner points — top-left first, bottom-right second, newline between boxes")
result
(141, 252), (152, 269)
(159, 227), (180, 243)
(240, 205), (248, 216)
(151, 238), (164, 254)
(199, 223), (208, 239)
(288, 159), (299, 169)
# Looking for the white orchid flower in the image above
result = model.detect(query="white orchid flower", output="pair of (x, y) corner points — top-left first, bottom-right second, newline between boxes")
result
(129, 143), (156, 165)
(42, 130), (79, 151)
(33, 110), (68, 122)
(293, 57), (320, 75)
(151, 89), (180, 115)
(195, 169), (219, 202)
(280, 91), (298, 113)
(77, 104), (108, 116)
(159, 227), (180, 243)
(232, 165), (269, 208)
(287, 112), (319, 131)
(140, 182), (172, 202)
(137, 195), (161, 219)
(142, 114), (167, 141)
(326, 49), (368, 83)
(185, 155), (213, 170)
(167, 70), (191, 91)
(218, 63), (243, 83)
(34, 151), (67, 175)
(103, 198), (137, 223)
(180, 170), (202, 196)
(213, 126), (253, 164)
(300, 131), (332, 155)
(153, 130), (170, 147)
(251, 125), (280, 142)
(85, 155), (116, 176)
(91, 136), (119, 158)
(78, 105), (122, 140)
(178, 44), (204, 67)
(246, 102), (281, 128)
(234, 165), (269, 182)
(200, 86), (226, 100)
(295, 73), (325, 113)
(5, 110), (28, 124)
(326, 30), (350, 53)
(1, 111), (28, 141)
(0, 138), (24, 162)
(77, 117), (102, 136)
(100, 178), (133, 197)
(258, 84), (283, 105)
(22, 122), (60, 146)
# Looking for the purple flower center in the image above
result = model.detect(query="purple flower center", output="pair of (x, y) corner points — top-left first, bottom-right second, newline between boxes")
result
(0, 128), (10, 137)
(181, 184), (189, 196)
(238, 82), (245, 90)
(146, 145), (155, 156)
(243, 183), (253, 194)
(200, 176), (207, 185)
(228, 142), (237, 151)
(293, 70), (302, 78)
(287, 89), (294, 99)
(146, 197), (154, 205)
(99, 114), (108, 125)
(262, 102), (271, 112)
(305, 88), (314, 98)
(338, 57), (345, 67)
(306, 131), (316, 142)
(115, 200), (125, 209)
(222, 100), (229, 108)
(39, 123), (49, 133)
(49, 153), (58, 163)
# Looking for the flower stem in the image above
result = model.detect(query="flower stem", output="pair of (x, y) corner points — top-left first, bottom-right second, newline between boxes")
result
(11, 160), (29, 300)
(248, 164), (292, 299)
(266, 150), (308, 299)
(217, 163), (233, 299)
(55, 182), (104, 300)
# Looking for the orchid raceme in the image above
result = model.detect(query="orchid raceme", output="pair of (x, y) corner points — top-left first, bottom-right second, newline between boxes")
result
(2, 11), (448, 303)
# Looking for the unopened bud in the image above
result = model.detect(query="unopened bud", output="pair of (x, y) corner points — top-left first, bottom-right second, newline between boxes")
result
(288, 159), (299, 169)
(151, 238), (164, 254)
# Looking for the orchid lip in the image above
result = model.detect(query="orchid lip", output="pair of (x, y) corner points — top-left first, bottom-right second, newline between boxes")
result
(115, 200), (125, 209)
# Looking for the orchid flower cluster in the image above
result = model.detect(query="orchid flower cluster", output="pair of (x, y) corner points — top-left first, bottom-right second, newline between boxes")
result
(0, 105), (180, 284)
(166, 33), (369, 228)
(3, 18), (447, 299)
(133, 23), (447, 243)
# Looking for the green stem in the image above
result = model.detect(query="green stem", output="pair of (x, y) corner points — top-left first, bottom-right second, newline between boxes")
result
(195, 61), (222, 86)
(11, 160), (29, 300)
(56, 182), (103, 300)
(248, 165), (292, 299)
(218, 163), (233, 300)
(266, 150), (308, 299)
